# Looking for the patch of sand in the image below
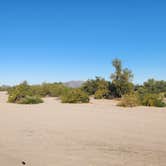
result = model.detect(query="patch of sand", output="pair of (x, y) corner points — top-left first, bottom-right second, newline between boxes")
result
(0, 92), (166, 166)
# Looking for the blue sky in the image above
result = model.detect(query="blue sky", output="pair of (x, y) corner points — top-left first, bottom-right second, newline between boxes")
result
(0, 0), (166, 85)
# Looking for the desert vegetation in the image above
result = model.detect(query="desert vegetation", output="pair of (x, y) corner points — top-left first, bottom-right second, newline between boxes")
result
(61, 89), (89, 103)
(4, 59), (166, 107)
(8, 81), (43, 104)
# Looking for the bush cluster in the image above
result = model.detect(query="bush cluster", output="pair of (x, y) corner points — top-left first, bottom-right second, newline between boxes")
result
(5, 59), (166, 107)
(8, 81), (43, 104)
(31, 83), (69, 97)
(7, 81), (89, 104)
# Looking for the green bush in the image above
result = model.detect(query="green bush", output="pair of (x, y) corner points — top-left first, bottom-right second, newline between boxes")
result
(31, 83), (69, 97)
(118, 93), (140, 107)
(141, 93), (166, 107)
(8, 81), (43, 104)
(61, 89), (89, 103)
(81, 77), (110, 99)
(49, 84), (70, 97)
(8, 81), (33, 103)
(18, 96), (43, 104)
(143, 79), (166, 94)
(94, 89), (110, 99)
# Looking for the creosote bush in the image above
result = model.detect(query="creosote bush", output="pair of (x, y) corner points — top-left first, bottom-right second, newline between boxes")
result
(94, 89), (110, 99)
(8, 81), (43, 104)
(82, 77), (111, 99)
(18, 96), (43, 104)
(118, 93), (140, 107)
(31, 83), (69, 97)
(141, 93), (166, 107)
(61, 89), (89, 103)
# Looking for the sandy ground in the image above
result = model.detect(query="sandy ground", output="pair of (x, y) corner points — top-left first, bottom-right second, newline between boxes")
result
(0, 92), (166, 166)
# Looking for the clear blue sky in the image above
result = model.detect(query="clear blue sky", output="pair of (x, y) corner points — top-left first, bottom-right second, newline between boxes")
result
(0, 0), (166, 85)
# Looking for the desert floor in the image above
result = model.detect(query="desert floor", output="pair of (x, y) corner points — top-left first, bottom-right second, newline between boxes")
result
(0, 92), (166, 166)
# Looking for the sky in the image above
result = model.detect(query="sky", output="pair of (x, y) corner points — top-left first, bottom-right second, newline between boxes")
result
(0, 0), (166, 85)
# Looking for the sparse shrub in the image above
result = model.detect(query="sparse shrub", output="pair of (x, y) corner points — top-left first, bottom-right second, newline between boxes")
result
(141, 93), (166, 107)
(118, 93), (140, 107)
(18, 96), (43, 104)
(61, 89), (89, 103)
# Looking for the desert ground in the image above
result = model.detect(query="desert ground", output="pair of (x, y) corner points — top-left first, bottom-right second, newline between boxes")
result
(0, 92), (166, 166)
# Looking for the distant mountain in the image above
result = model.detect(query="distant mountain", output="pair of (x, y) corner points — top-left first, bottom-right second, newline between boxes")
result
(63, 81), (85, 88)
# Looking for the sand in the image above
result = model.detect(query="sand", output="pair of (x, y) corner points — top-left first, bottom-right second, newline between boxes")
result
(0, 91), (166, 166)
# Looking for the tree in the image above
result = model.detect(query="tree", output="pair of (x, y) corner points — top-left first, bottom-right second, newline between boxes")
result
(110, 59), (134, 97)
(94, 77), (110, 99)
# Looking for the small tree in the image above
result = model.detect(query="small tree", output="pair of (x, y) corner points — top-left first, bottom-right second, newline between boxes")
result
(111, 59), (134, 97)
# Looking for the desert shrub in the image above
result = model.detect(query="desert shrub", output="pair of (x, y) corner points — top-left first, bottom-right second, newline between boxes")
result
(141, 93), (166, 107)
(18, 96), (43, 104)
(31, 83), (51, 97)
(118, 93), (140, 107)
(8, 81), (33, 103)
(110, 82), (134, 98)
(31, 83), (69, 97)
(81, 77), (111, 99)
(81, 79), (98, 95)
(94, 89), (110, 99)
(8, 81), (43, 104)
(61, 89), (89, 103)
(31, 85), (43, 96)
(49, 84), (70, 97)
(143, 79), (166, 94)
